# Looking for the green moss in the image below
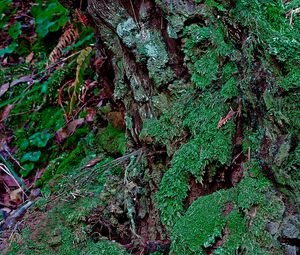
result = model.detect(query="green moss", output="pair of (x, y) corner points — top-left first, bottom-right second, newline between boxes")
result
(9, 151), (121, 255)
(156, 167), (189, 227)
(3, 1), (300, 254)
(192, 51), (219, 89)
(221, 77), (238, 99)
(38, 133), (92, 186)
(63, 125), (90, 149)
(96, 123), (126, 155)
(170, 162), (284, 254)
(231, 0), (300, 71)
(10, 199), (128, 255)
(280, 92), (300, 130)
(150, 90), (235, 228)
(171, 188), (244, 255)
(56, 146), (85, 174)
(221, 63), (239, 99)
(274, 142), (300, 206)
(279, 69), (300, 91)
(81, 239), (129, 255)
(35, 153), (67, 186)
(183, 24), (210, 61)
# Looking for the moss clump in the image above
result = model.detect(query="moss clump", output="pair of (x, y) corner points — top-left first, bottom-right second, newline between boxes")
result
(171, 189), (245, 255)
(144, 88), (236, 228)
(96, 123), (126, 155)
(80, 239), (129, 255)
(9, 151), (123, 255)
(171, 162), (284, 255)
(150, 0), (299, 239)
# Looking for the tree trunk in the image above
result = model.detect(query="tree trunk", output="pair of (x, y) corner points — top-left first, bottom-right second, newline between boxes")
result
(60, 1), (300, 254)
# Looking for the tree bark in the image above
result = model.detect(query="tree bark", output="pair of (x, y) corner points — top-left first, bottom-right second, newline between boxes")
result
(59, 1), (300, 254)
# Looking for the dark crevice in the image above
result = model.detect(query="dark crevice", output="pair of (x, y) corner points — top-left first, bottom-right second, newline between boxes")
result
(279, 237), (300, 247)
(119, 0), (143, 22)
(202, 227), (230, 255)
(89, 208), (132, 245)
(183, 15), (206, 28)
(184, 169), (232, 210)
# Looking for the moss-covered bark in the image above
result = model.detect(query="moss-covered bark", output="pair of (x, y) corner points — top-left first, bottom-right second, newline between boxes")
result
(54, 0), (300, 254)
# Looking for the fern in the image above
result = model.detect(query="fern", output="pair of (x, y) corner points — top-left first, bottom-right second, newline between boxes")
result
(68, 46), (93, 116)
(48, 24), (79, 64)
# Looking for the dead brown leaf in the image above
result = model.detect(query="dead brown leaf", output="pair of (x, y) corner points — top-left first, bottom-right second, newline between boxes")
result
(107, 112), (125, 130)
(25, 52), (34, 63)
(55, 118), (85, 143)
(9, 188), (23, 204)
(0, 75), (33, 97)
(0, 104), (14, 122)
(83, 155), (103, 169)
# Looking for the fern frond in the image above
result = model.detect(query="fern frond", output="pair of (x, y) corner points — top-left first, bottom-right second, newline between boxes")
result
(48, 24), (79, 64)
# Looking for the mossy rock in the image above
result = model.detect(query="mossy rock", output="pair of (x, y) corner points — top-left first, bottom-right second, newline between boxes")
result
(171, 164), (285, 255)
(96, 123), (126, 155)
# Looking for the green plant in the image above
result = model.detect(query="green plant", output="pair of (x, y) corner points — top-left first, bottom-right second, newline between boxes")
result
(31, 0), (69, 38)
(144, 19), (238, 228)
(0, 0), (13, 28)
(0, 0), (69, 57)
(17, 131), (52, 177)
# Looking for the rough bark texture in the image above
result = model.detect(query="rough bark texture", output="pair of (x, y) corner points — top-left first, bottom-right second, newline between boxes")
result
(56, 1), (300, 254)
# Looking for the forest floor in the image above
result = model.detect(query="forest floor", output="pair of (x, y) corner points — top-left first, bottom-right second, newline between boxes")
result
(1, 1), (300, 255)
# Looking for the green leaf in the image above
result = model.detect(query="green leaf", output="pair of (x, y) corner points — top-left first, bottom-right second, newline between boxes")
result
(19, 139), (29, 150)
(32, 2), (69, 38)
(29, 132), (51, 147)
(20, 163), (35, 177)
(0, 42), (18, 56)
(21, 151), (41, 162)
(0, 0), (12, 14)
(8, 21), (21, 39)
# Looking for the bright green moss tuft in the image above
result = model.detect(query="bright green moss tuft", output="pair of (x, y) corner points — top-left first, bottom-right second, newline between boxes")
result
(170, 162), (284, 255)
(96, 123), (126, 155)
(151, 91), (236, 228)
(171, 188), (244, 255)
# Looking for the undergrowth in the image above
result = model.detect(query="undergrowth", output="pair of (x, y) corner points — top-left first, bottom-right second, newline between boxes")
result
(1, 0), (300, 254)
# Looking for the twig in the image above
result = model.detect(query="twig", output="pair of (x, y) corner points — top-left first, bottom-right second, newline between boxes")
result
(129, 0), (140, 30)
(1, 145), (24, 170)
(46, 149), (146, 204)
(0, 49), (84, 100)
(0, 202), (13, 208)
(0, 163), (26, 196)
(232, 151), (243, 164)
(287, 7), (300, 26)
